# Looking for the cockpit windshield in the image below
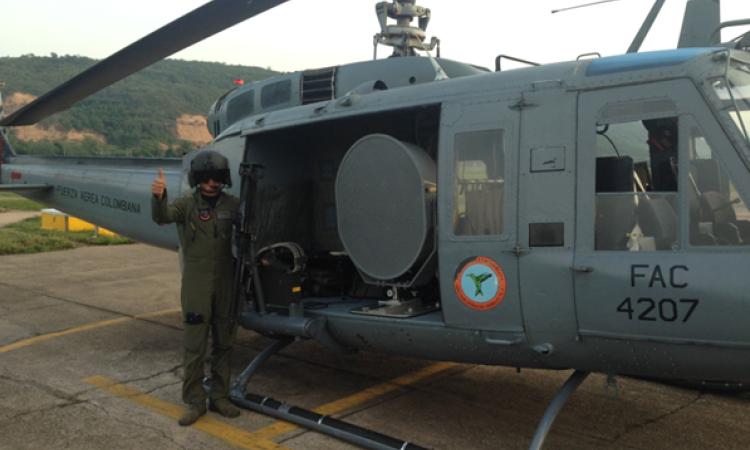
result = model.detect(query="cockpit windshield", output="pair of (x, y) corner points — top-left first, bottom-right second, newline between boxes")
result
(708, 55), (750, 145)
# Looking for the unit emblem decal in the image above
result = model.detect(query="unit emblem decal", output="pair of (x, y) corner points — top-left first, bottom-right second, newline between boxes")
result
(199, 209), (211, 222)
(454, 256), (506, 311)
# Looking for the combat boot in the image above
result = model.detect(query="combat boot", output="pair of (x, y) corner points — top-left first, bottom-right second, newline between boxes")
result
(178, 403), (207, 426)
(209, 398), (240, 418)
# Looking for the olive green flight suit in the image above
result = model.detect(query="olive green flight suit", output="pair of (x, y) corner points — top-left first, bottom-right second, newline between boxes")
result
(152, 189), (240, 407)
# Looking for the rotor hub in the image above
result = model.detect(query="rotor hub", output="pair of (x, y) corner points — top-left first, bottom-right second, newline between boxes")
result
(374, 1), (439, 58)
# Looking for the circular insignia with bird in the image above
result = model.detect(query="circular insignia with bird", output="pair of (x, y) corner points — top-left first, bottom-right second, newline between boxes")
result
(454, 257), (506, 311)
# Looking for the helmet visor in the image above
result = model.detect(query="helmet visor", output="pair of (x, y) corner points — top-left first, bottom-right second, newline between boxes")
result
(195, 170), (227, 184)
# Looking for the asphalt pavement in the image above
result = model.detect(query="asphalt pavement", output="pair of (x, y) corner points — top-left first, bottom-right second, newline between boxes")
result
(0, 243), (749, 450)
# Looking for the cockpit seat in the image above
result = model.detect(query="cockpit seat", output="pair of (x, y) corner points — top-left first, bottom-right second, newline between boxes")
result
(595, 156), (636, 250)
(699, 191), (750, 244)
(637, 198), (678, 250)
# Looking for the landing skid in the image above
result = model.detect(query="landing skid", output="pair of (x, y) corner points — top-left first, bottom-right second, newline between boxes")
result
(224, 339), (429, 450)
(529, 370), (590, 450)
(209, 340), (590, 450)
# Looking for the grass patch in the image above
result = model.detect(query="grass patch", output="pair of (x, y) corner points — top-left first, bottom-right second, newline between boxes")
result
(0, 193), (45, 211)
(0, 199), (46, 211)
(0, 217), (133, 255)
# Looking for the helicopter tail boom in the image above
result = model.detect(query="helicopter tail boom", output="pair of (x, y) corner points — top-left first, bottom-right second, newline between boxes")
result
(0, 151), (182, 248)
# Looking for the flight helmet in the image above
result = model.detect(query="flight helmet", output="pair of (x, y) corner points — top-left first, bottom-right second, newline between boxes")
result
(188, 150), (232, 188)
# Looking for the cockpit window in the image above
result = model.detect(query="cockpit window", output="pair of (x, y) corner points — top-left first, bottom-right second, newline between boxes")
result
(709, 58), (750, 144)
(595, 117), (680, 251)
(261, 79), (292, 108)
(226, 90), (255, 126)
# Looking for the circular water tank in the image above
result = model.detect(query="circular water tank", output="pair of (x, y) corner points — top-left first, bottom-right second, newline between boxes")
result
(336, 134), (436, 281)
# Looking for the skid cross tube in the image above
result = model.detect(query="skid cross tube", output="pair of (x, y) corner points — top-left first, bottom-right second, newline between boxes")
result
(529, 370), (590, 450)
(225, 339), (428, 450)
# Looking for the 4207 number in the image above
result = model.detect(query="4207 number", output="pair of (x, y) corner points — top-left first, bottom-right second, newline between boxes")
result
(616, 298), (699, 323)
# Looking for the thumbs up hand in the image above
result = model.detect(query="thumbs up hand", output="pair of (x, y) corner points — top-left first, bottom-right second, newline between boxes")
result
(152, 168), (166, 200)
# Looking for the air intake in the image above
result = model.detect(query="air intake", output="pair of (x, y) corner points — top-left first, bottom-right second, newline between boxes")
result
(301, 66), (337, 105)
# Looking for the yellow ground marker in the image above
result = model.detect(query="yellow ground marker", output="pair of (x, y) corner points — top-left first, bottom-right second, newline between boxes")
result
(0, 308), (181, 355)
(41, 209), (116, 235)
(83, 376), (291, 450)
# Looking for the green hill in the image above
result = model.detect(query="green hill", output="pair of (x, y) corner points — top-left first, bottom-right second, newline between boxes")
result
(0, 54), (281, 157)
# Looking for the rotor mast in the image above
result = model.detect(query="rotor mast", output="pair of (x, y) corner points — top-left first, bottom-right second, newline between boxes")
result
(374, 0), (440, 58)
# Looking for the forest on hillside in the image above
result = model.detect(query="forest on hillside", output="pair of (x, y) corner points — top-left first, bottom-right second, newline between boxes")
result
(0, 54), (280, 157)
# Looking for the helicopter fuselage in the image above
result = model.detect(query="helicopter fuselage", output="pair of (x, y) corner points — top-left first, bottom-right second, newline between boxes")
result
(4, 47), (750, 383)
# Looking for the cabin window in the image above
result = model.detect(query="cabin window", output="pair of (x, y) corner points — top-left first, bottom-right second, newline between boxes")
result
(594, 117), (680, 251)
(688, 127), (750, 246)
(453, 129), (505, 236)
(261, 79), (292, 108)
(226, 90), (255, 125)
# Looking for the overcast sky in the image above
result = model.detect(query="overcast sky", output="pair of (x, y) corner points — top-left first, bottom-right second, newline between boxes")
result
(1, 0), (748, 73)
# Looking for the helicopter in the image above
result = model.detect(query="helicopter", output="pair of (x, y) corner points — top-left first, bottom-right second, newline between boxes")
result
(3, 0), (750, 449)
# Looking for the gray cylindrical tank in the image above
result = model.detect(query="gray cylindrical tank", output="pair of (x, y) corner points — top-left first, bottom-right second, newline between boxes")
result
(336, 134), (436, 282)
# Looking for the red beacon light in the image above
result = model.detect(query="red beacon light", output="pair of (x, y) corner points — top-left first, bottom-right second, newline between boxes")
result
(233, 79), (245, 85)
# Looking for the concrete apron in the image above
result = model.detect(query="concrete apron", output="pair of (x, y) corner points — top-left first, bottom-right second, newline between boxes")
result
(0, 244), (749, 450)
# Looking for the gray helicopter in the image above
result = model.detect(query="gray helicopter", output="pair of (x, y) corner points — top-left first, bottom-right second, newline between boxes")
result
(3, 0), (750, 449)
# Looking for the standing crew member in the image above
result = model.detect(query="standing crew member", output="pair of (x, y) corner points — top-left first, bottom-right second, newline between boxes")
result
(151, 150), (241, 426)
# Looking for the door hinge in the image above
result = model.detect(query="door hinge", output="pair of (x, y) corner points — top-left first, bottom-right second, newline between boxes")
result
(509, 96), (538, 111)
(504, 244), (529, 257)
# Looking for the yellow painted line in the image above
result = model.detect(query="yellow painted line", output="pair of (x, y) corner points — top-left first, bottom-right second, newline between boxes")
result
(135, 309), (182, 319)
(0, 308), (181, 355)
(83, 376), (291, 450)
(249, 361), (458, 440)
(84, 362), (457, 446)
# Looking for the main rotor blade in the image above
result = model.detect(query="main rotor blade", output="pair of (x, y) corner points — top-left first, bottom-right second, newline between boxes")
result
(626, 0), (666, 53)
(0, 0), (290, 127)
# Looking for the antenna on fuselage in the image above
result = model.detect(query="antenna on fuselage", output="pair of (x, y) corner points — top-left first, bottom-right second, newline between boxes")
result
(551, 0), (668, 54)
(554, 0), (725, 51)
(551, 0), (622, 14)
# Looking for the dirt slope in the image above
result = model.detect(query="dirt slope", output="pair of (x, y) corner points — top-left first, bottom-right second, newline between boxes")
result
(176, 114), (212, 148)
(3, 93), (107, 143)
(3, 93), (213, 148)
